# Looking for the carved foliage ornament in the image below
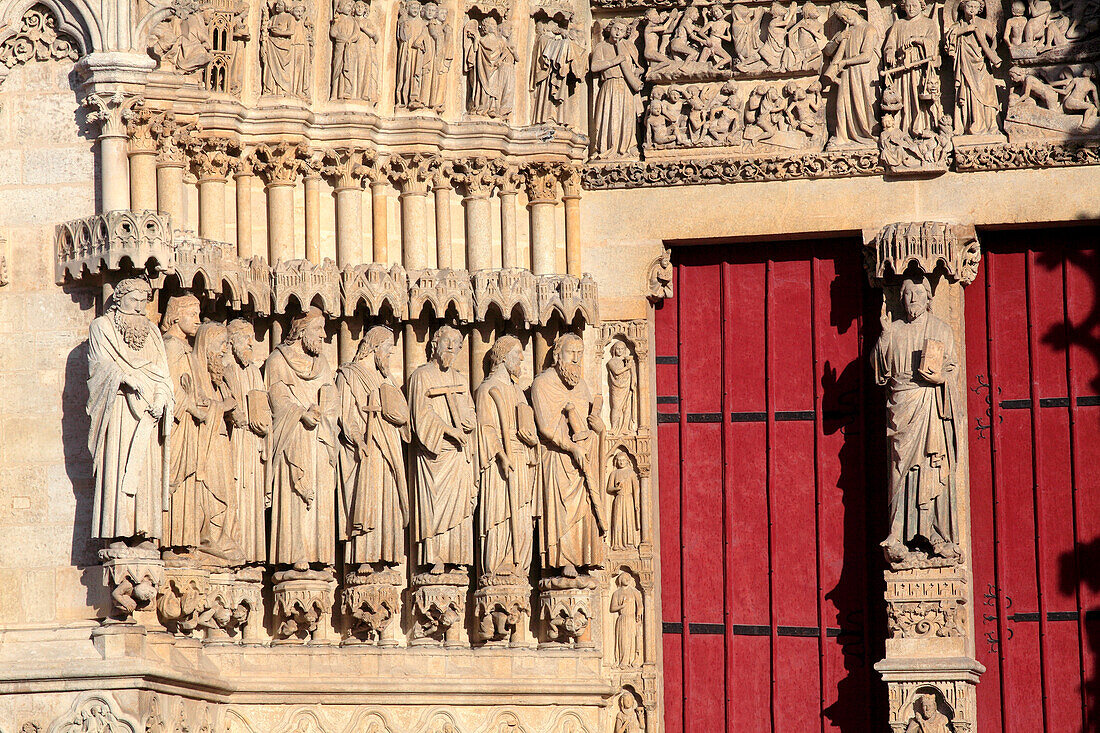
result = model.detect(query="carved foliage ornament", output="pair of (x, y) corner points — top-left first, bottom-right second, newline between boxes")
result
(0, 4), (80, 78)
(46, 693), (139, 733)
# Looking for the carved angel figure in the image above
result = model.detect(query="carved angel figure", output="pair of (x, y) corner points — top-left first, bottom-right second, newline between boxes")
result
(87, 279), (173, 548)
(823, 2), (881, 148)
(945, 0), (1001, 135)
(149, 0), (213, 74)
(591, 19), (643, 160)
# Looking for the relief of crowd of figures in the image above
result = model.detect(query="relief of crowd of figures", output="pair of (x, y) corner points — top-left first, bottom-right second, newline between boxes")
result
(88, 278), (647, 663)
(137, 0), (1100, 170)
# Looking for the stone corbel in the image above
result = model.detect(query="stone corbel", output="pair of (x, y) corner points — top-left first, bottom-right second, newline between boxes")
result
(646, 248), (673, 303)
(864, 222), (981, 288)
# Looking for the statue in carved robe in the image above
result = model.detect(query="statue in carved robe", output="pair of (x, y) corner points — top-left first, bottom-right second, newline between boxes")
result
(265, 308), (339, 569)
(873, 276), (960, 564)
(337, 326), (411, 567)
(945, 0), (1001, 135)
(354, 1), (381, 102)
(408, 326), (477, 572)
(149, 3), (213, 74)
(289, 3), (313, 97)
(905, 694), (953, 733)
(823, 3), (880, 148)
(532, 333), (607, 576)
(330, 0), (360, 99)
(261, 0), (297, 95)
(87, 279), (173, 547)
(606, 451), (640, 551)
(426, 4), (453, 112)
(610, 572), (643, 668)
(882, 0), (941, 138)
(476, 335), (538, 579)
(531, 20), (579, 125)
(606, 340), (636, 434)
(186, 322), (243, 562)
(396, 0), (432, 109)
(591, 19), (642, 160)
(224, 319), (269, 564)
(161, 294), (205, 551)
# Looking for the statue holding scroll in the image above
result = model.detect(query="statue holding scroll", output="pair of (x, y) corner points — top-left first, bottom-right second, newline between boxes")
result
(408, 325), (477, 573)
(87, 278), (173, 547)
(873, 276), (961, 565)
(532, 333), (606, 577)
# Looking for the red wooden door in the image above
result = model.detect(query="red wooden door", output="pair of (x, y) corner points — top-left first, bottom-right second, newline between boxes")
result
(655, 240), (887, 732)
(965, 228), (1100, 733)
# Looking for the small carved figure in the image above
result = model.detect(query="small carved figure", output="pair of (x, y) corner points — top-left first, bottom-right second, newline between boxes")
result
(408, 325), (477, 573)
(698, 5), (733, 70)
(229, 0), (251, 93)
(823, 3), (880, 148)
(532, 333), (607, 577)
(945, 0), (1001, 136)
(87, 279), (173, 548)
(354, 1), (381, 102)
(464, 15), (515, 118)
(874, 277), (961, 566)
(1004, 1), (1028, 53)
(591, 20), (643, 160)
(426, 3), (454, 112)
(758, 1), (797, 71)
(646, 89), (684, 147)
(789, 2), (827, 71)
(614, 694), (645, 733)
(667, 6), (706, 62)
(882, 0), (941, 139)
(336, 326), (411, 568)
(1052, 65), (1100, 130)
(149, 0), (213, 74)
(330, 0), (360, 99)
(265, 308), (339, 570)
(905, 693), (953, 733)
(1009, 66), (1062, 109)
(476, 335), (539, 579)
(606, 452), (641, 551)
(642, 8), (674, 71)
(648, 248), (674, 301)
(261, 0), (310, 97)
(289, 3), (313, 96)
(610, 572), (643, 667)
(606, 340), (636, 434)
(786, 80), (824, 137)
(396, 0), (432, 109)
(225, 319), (269, 564)
(531, 17), (584, 126)
(731, 5), (764, 70)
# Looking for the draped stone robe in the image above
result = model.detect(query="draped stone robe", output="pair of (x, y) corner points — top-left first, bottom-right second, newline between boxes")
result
(225, 358), (268, 563)
(475, 369), (537, 577)
(337, 361), (410, 566)
(265, 344), (339, 566)
(396, 14), (431, 107)
(164, 334), (205, 549)
(87, 314), (174, 542)
(873, 310), (959, 549)
(408, 361), (476, 567)
(531, 369), (605, 570)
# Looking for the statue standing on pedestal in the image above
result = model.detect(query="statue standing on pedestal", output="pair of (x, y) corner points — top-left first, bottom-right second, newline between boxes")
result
(265, 308), (339, 570)
(873, 276), (961, 565)
(87, 278), (173, 547)
(224, 319), (269, 564)
(408, 325), (477, 573)
(475, 335), (538, 579)
(531, 333), (607, 577)
(337, 326), (411, 568)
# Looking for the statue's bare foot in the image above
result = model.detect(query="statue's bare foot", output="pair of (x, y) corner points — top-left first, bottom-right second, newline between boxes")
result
(430, 562), (445, 575)
(292, 561), (308, 572)
(562, 563), (578, 579)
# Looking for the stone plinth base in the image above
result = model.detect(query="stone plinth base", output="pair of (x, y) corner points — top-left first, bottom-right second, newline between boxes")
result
(205, 567), (264, 645)
(272, 568), (336, 644)
(98, 546), (165, 626)
(473, 573), (533, 648)
(157, 565), (213, 637)
(885, 566), (968, 658)
(538, 575), (597, 649)
(342, 566), (402, 646)
(410, 570), (469, 648)
(876, 657), (985, 733)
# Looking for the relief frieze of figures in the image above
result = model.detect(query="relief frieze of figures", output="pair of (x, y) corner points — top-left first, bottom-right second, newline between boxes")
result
(85, 277), (653, 656)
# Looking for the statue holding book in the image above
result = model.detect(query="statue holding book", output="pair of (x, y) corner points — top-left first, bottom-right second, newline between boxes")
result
(873, 275), (961, 567)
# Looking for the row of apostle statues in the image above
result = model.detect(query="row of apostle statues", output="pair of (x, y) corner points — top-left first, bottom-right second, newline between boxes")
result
(87, 279), (642, 642)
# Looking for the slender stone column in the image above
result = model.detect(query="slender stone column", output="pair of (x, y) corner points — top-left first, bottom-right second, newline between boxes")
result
(253, 142), (305, 265)
(369, 172), (389, 264)
(864, 223), (985, 733)
(432, 168), (454, 270)
(84, 92), (143, 213)
(189, 136), (234, 242)
(234, 156), (255, 259)
(561, 166), (582, 277)
(496, 163), (522, 270)
(126, 108), (158, 211)
(322, 147), (372, 362)
(386, 153), (438, 271)
(454, 157), (497, 386)
(524, 162), (560, 275)
(303, 156), (322, 263)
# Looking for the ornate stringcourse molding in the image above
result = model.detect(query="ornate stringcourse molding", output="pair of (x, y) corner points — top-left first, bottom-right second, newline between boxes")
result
(581, 151), (883, 190)
(55, 213), (599, 324)
(864, 222), (981, 288)
(953, 139), (1100, 173)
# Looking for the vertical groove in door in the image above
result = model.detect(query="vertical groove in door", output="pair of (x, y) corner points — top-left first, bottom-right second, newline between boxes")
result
(675, 262), (689, 733)
(765, 258), (778, 731)
(720, 261), (732, 730)
(1024, 248), (1054, 732)
(810, 254), (827, 733)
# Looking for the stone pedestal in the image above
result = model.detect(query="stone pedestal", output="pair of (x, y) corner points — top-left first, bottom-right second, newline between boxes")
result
(473, 573), (533, 648)
(877, 658), (984, 733)
(538, 575), (597, 649)
(272, 569), (337, 644)
(98, 546), (165, 626)
(205, 567), (265, 645)
(157, 565), (213, 637)
(410, 570), (468, 648)
(342, 567), (402, 646)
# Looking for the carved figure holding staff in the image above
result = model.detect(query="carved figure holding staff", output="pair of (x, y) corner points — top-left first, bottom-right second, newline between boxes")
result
(87, 278), (173, 548)
(337, 326), (411, 569)
(532, 333), (607, 577)
(265, 308), (340, 570)
(873, 276), (961, 565)
(408, 325), (477, 573)
(476, 335), (539, 580)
